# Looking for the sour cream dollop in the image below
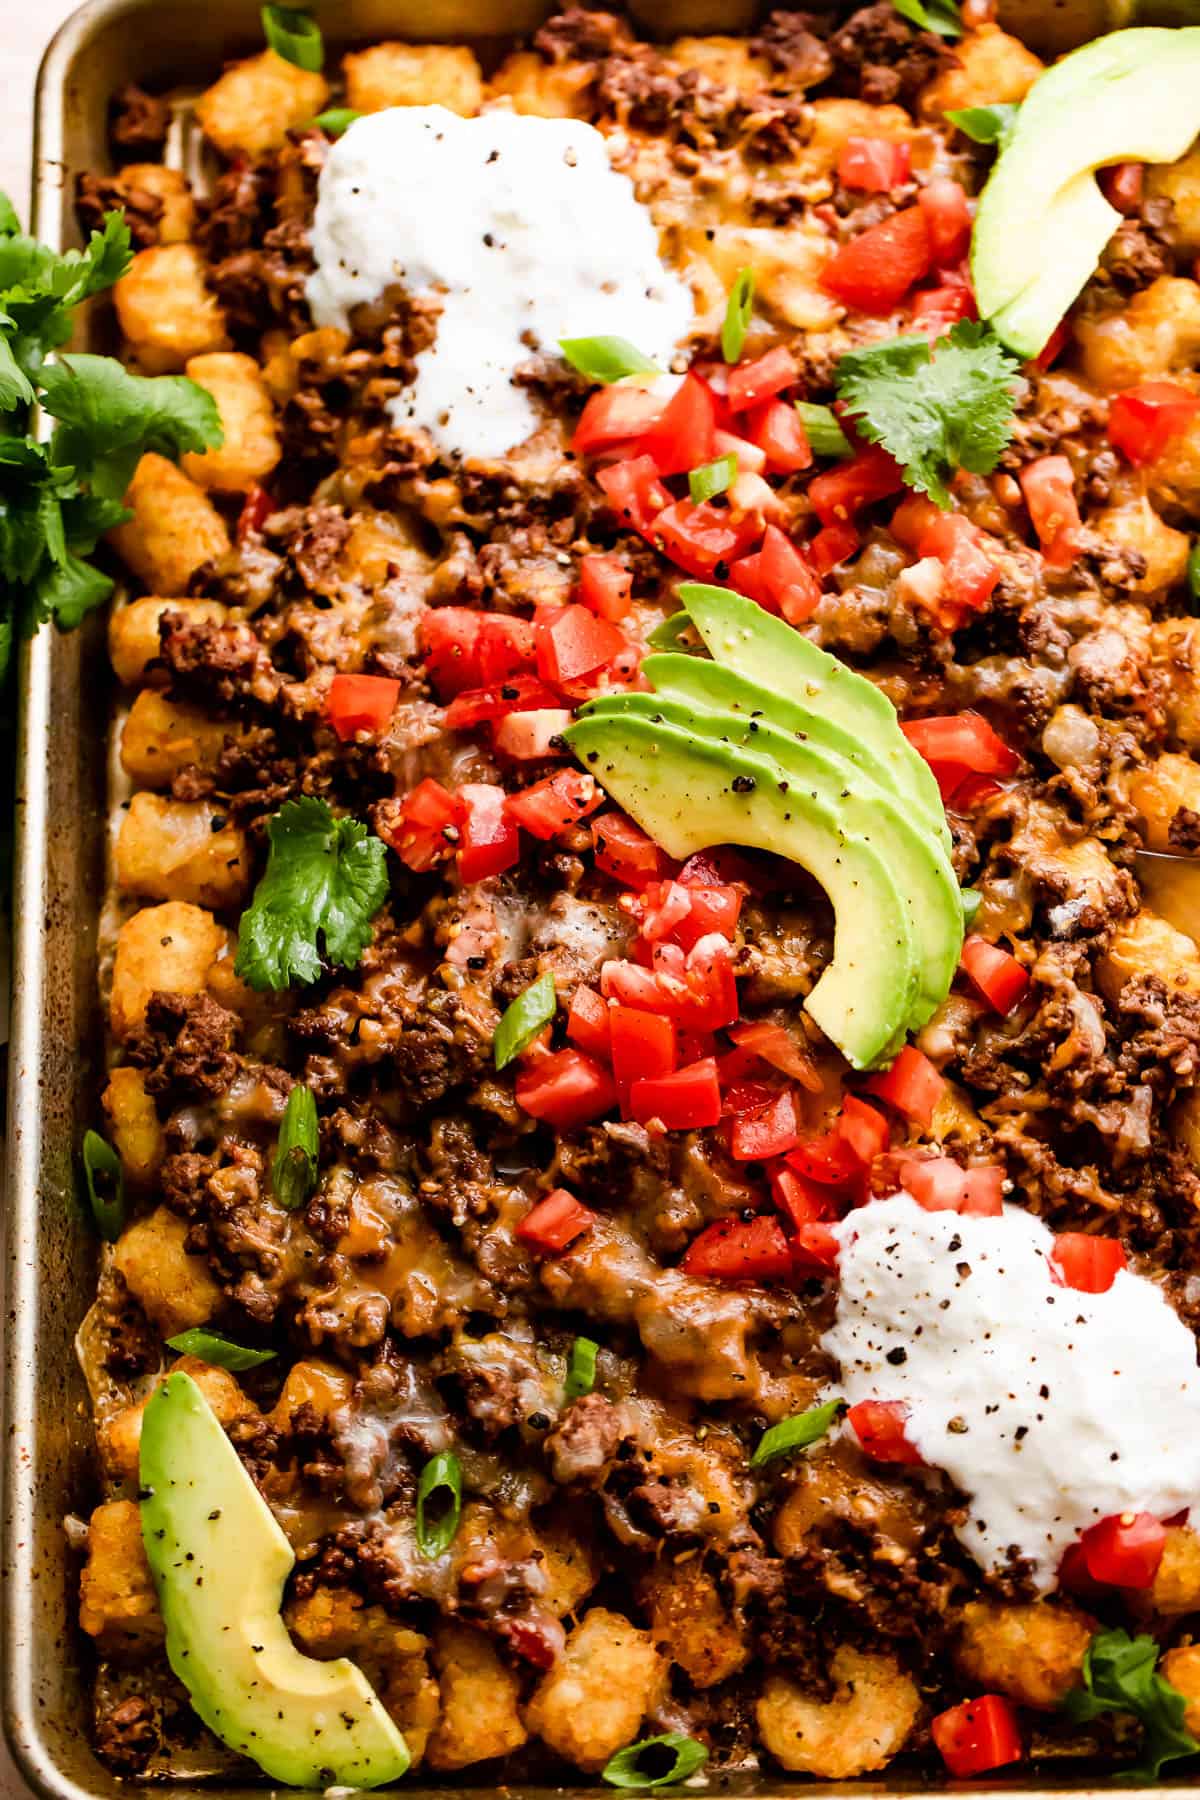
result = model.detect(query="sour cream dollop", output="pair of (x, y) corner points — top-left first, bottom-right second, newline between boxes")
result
(306, 105), (694, 460)
(823, 1193), (1200, 1591)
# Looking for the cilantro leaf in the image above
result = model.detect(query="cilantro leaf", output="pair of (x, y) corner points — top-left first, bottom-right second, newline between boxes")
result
(235, 797), (390, 990)
(32, 555), (114, 630)
(834, 321), (1019, 508)
(947, 102), (1020, 147)
(891, 0), (963, 37)
(0, 193), (20, 237)
(1063, 1628), (1199, 1782)
(39, 355), (223, 499)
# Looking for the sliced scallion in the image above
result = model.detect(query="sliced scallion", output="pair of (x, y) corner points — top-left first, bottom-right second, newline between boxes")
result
(961, 886), (983, 926)
(262, 4), (324, 70)
(273, 1084), (319, 1211)
(559, 336), (660, 384)
(494, 971), (557, 1071)
(166, 1328), (277, 1372)
(751, 1397), (844, 1468)
(1189, 543), (1200, 613)
(564, 1336), (599, 1401)
(946, 103), (1019, 147)
(312, 107), (361, 138)
(891, 0), (963, 39)
(82, 1130), (124, 1242)
(721, 267), (755, 364)
(416, 1451), (463, 1558)
(688, 453), (737, 505)
(602, 1734), (709, 1790)
(795, 402), (852, 461)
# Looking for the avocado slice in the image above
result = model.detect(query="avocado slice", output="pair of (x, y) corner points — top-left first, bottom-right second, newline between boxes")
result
(567, 712), (918, 1067)
(973, 27), (1200, 356)
(583, 690), (962, 1029)
(140, 1371), (410, 1789)
(677, 584), (951, 853)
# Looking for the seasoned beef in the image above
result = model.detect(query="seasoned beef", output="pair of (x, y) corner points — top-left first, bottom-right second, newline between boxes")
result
(829, 2), (950, 106)
(126, 992), (241, 1107)
(76, 171), (163, 248)
(109, 84), (169, 155)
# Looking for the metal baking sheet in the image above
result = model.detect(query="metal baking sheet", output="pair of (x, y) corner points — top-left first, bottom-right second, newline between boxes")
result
(0, 0), (1174, 1796)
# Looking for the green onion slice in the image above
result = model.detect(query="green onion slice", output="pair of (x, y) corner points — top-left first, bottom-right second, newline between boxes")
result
(751, 1397), (844, 1468)
(721, 267), (755, 364)
(891, 0), (963, 39)
(688, 453), (737, 505)
(416, 1451), (463, 1558)
(262, 4), (324, 70)
(602, 1734), (709, 1790)
(312, 107), (361, 137)
(494, 971), (557, 1071)
(1189, 543), (1200, 613)
(646, 612), (698, 652)
(564, 1336), (599, 1401)
(166, 1328), (277, 1371)
(82, 1130), (124, 1242)
(961, 886), (983, 926)
(946, 103), (1019, 147)
(559, 337), (660, 384)
(273, 1084), (319, 1211)
(795, 402), (852, 461)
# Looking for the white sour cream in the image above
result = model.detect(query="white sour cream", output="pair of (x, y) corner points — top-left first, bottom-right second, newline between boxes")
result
(306, 105), (694, 460)
(824, 1192), (1200, 1591)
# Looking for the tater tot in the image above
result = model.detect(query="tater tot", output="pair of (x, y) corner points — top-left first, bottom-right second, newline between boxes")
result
(108, 454), (230, 594)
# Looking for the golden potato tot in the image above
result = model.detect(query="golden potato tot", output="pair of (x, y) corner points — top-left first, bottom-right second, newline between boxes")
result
(524, 1609), (664, 1773)
(921, 23), (1043, 116)
(100, 1356), (255, 1486)
(535, 1518), (599, 1618)
(109, 900), (228, 1038)
(112, 1207), (222, 1337)
(79, 1501), (163, 1656)
(1152, 1526), (1200, 1615)
(109, 454), (231, 594)
(955, 1601), (1093, 1709)
(1096, 908), (1200, 1005)
(1162, 1645), (1200, 1736)
(1075, 277), (1200, 391)
(195, 49), (328, 158)
(109, 595), (227, 686)
(1094, 496), (1190, 596)
(1148, 149), (1200, 257)
(101, 1066), (163, 1187)
(1127, 753), (1200, 852)
(113, 244), (227, 373)
(641, 1556), (749, 1688)
(426, 1624), (527, 1770)
(112, 164), (195, 243)
(286, 1589), (438, 1766)
(182, 352), (281, 492)
(120, 690), (240, 789)
(667, 36), (772, 92)
(269, 1360), (355, 1432)
(116, 792), (251, 910)
(757, 1649), (919, 1778)
(487, 50), (593, 118)
(1153, 617), (1200, 750)
(343, 43), (483, 116)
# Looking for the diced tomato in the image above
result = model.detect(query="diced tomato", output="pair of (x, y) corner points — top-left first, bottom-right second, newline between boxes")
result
(838, 1094), (890, 1166)
(912, 281), (976, 338)
(787, 1096), (888, 1197)
(744, 399), (813, 475)
(492, 708), (573, 760)
(603, 958), (674, 1013)
(325, 672), (400, 741)
(514, 1047), (618, 1130)
(536, 605), (627, 687)
(900, 1156), (1004, 1216)
(457, 782), (521, 883)
(807, 521), (860, 575)
(931, 1696), (1022, 1778)
(727, 346), (799, 413)
(642, 373), (716, 476)
(808, 443), (905, 527)
(762, 523), (821, 620)
(681, 1214), (794, 1283)
(918, 512), (1001, 614)
(1079, 1512), (1166, 1589)
(838, 136), (912, 193)
(592, 812), (675, 889)
(679, 847), (759, 891)
(652, 499), (763, 579)
(1098, 161), (1144, 215)
(1035, 317), (1071, 371)
(610, 1005), (677, 1095)
(770, 1163), (839, 1231)
(917, 179), (972, 267)
(635, 879), (743, 950)
(445, 674), (561, 729)
(578, 553), (633, 622)
(820, 205), (933, 313)
(630, 1056), (722, 1130)
(865, 1045), (946, 1128)
(473, 615), (537, 685)
(1019, 455), (1083, 569)
(713, 426), (767, 474)
(902, 713), (1019, 779)
(670, 933), (739, 1032)
(378, 777), (460, 873)
(596, 455), (672, 537)
(516, 1188), (595, 1253)
(1048, 1232), (1127, 1294)
(421, 606), (483, 697)
(847, 1399), (924, 1465)
(729, 1021), (820, 1089)
(506, 771), (602, 841)
(960, 934), (1029, 1015)
(236, 483), (273, 540)
(792, 1220), (841, 1275)
(573, 384), (667, 455)
(728, 1089), (799, 1162)
(567, 986), (611, 1062)
(889, 493), (942, 552)
(1108, 380), (1200, 466)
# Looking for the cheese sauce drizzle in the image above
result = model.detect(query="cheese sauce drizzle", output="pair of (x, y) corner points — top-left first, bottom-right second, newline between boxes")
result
(824, 1193), (1200, 1591)
(306, 105), (694, 460)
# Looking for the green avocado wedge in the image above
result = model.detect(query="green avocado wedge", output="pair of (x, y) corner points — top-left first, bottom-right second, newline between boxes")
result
(972, 27), (1200, 357)
(567, 713), (918, 1068)
(140, 1372), (410, 1789)
(581, 690), (963, 1031)
(677, 584), (951, 853)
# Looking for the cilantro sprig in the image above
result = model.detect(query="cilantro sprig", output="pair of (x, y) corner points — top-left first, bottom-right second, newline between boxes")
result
(834, 321), (1019, 508)
(1063, 1628), (1199, 1782)
(235, 796), (391, 990)
(891, 0), (963, 39)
